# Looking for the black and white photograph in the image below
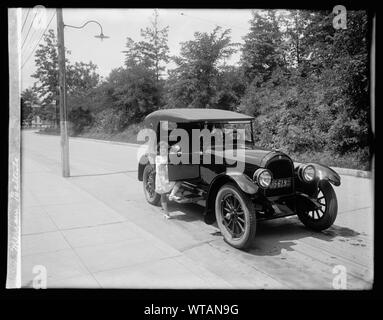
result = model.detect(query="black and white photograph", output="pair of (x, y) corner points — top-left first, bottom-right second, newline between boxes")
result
(7, 5), (375, 293)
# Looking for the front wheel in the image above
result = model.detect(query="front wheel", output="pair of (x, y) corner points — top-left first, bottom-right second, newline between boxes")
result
(215, 183), (257, 249)
(297, 180), (338, 231)
(142, 164), (161, 206)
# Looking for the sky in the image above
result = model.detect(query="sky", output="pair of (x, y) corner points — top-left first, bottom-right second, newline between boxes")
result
(20, 8), (254, 90)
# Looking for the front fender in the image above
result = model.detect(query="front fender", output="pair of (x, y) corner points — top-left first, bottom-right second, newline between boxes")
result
(225, 172), (259, 194)
(309, 163), (341, 187)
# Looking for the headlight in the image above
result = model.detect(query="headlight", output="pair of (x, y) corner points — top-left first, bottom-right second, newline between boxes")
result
(253, 168), (272, 188)
(298, 164), (316, 182)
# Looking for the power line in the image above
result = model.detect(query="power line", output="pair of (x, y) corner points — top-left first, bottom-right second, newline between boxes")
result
(22, 11), (55, 68)
(22, 11), (56, 69)
(22, 10), (38, 49)
(21, 8), (31, 32)
(180, 12), (249, 32)
(22, 23), (43, 63)
(23, 8), (47, 52)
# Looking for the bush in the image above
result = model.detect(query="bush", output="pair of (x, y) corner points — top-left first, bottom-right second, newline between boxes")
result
(68, 107), (93, 135)
(92, 109), (129, 134)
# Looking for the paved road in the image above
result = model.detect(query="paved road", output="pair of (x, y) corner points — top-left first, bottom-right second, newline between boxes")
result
(21, 130), (374, 289)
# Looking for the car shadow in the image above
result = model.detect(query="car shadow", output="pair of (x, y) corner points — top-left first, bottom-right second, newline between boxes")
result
(166, 202), (206, 222)
(246, 217), (361, 256)
(165, 201), (362, 257)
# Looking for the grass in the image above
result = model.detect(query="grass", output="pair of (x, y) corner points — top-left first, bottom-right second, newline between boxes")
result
(289, 150), (371, 171)
(78, 123), (146, 144)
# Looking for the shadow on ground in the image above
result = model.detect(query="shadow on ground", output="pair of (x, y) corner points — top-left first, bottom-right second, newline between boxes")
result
(247, 217), (360, 256)
(165, 201), (361, 257)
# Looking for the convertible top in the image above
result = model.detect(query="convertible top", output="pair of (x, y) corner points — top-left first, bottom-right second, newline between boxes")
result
(144, 108), (254, 128)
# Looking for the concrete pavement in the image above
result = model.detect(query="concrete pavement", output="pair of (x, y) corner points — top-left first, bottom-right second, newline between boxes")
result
(21, 130), (374, 289)
(21, 156), (231, 288)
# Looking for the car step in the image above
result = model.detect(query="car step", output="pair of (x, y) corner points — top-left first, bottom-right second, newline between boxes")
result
(172, 193), (205, 204)
(257, 203), (296, 221)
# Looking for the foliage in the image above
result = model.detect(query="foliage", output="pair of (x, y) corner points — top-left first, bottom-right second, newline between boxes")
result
(29, 9), (371, 169)
(166, 26), (239, 109)
(31, 29), (100, 130)
(21, 88), (39, 125)
(239, 9), (371, 166)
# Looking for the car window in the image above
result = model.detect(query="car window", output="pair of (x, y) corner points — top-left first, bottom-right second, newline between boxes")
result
(205, 121), (254, 150)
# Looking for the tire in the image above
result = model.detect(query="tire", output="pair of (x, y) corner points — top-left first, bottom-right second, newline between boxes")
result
(297, 180), (338, 231)
(215, 183), (257, 249)
(142, 164), (161, 206)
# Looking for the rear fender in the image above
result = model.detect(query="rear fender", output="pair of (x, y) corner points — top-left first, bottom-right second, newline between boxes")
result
(137, 154), (155, 181)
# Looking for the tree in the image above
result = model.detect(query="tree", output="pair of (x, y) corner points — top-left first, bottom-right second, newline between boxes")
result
(214, 66), (247, 111)
(166, 26), (238, 109)
(123, 9), (170, 82)
(21, 88), (39, 126)
(117, 9), (170, 125)
(32, 29), (100, 129)
(138, 9), (170, 82)
(89, 66), (161, 133)
(241, 10), (285, 84)
(31, 30), (61, 126)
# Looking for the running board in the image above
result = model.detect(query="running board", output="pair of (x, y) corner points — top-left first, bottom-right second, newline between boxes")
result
(257, 203), (297, 221)
(172, 194), (205, 204)
(181, 182), (207, 197)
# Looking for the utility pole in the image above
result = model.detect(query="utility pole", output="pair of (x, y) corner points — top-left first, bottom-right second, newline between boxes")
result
(56, 8), (70, 177)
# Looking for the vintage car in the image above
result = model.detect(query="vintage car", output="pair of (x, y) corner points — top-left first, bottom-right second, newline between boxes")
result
(138, 108), (341, 249)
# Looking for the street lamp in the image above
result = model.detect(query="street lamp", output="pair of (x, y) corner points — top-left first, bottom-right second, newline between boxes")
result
(64, 20), (110, 40)
(56, 9), (109, 177)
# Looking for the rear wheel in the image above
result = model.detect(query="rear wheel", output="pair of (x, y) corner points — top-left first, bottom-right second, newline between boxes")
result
(297, 180), (338, 231)
(215, 183), (256, 249)
(142, 164), (161, 206)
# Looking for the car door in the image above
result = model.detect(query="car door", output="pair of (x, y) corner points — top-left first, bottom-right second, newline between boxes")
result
(167, 123), (201, 181)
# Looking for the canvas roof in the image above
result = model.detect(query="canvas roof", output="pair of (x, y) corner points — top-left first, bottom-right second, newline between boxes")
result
(144, 108), (254, 128)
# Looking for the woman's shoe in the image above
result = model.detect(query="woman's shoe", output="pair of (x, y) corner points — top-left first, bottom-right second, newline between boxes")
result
(168, 194), (181, 201)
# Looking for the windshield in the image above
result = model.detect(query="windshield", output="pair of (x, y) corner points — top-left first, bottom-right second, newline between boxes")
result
(205, 120), (255, 150)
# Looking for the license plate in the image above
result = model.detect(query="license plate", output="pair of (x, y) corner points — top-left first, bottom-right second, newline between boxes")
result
(269, 178), (291, 189)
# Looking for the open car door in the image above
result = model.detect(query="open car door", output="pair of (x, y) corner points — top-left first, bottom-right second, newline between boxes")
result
(166, 122), (200, 181)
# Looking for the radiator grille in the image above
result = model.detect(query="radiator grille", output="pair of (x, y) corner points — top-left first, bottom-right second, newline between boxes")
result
(263, 157), (294, 197)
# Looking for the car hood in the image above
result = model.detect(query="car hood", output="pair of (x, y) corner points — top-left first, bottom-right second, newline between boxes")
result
(222, 148), (282, 167)
(243, 149), (274, 167)
(204, 147), (290, 168)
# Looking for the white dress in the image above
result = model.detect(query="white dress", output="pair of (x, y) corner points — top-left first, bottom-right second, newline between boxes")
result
(155, 155), (175, 194)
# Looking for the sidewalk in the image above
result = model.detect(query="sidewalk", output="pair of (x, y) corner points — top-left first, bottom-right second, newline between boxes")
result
(21, 156), (231, 288)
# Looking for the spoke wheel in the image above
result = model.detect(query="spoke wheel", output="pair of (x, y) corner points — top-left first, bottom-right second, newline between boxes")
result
(297, 180), (338, 231)
(142, 164), (161, 206)
(221, 194), (246, 239)
(215, 183), (256, 249)
(307, 189), (327, 220)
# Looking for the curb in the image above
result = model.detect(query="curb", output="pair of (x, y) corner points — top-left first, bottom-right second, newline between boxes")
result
(69, 135), (142, 148)
(36, 132), (373, 179)
(330, 166), (372, 179)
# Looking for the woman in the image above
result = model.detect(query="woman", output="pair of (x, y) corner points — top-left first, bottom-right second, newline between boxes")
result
(155, 141), (182, 219)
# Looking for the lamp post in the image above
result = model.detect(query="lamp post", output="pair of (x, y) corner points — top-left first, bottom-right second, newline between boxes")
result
(56, 8), (109, 177)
